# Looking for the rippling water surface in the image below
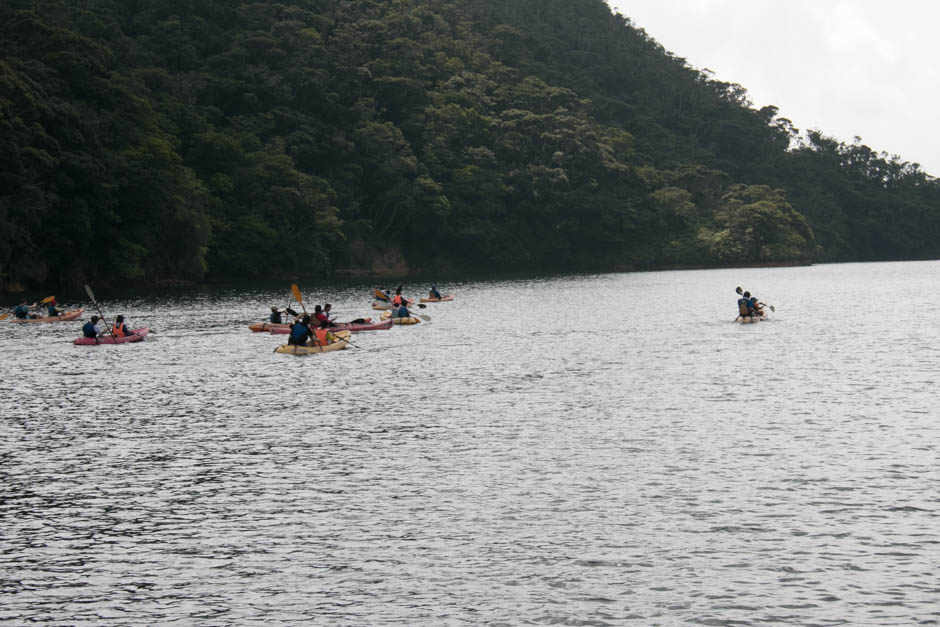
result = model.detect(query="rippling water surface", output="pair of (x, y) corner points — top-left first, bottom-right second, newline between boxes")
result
(2, 261), (939, 625)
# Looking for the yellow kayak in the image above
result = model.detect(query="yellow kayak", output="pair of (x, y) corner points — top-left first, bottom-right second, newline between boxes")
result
(379, 311), (421, 324)
(274, 330), (352, 355)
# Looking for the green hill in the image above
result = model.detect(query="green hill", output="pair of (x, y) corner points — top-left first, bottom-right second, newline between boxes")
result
(2, 0), (938, 289)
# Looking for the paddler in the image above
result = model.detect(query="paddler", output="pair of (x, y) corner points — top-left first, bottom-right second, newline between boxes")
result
(46, 300), (61, 317)
(322, 303), (337, 326)
(313, 320), (336, 346)
(392, 301), (411, 319)
(313, 304), (329, 326)
(269, 306), (283, 324)
(429, 284), (442, 300)
(14, 299), (32, 320)
(112, 315), (132, 337)
(288, 314), (313, 346)
(82, 315), (104, 338)
(747, 293), (764, 317)
(736, 287), (751, 318)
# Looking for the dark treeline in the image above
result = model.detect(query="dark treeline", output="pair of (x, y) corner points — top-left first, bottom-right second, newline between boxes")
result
(2, 0), (938, 289)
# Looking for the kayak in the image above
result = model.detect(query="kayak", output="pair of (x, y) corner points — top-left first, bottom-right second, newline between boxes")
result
(249, 321), (291, 333)
(419, 294), (454, 303)
(274, 330), (352, 355)
(379, 311), (421, 325)
(11, 308), (84, 323)
(267, 318), (391, 334)
(735, 314), (769, 323)
(73, 327), (149, 345)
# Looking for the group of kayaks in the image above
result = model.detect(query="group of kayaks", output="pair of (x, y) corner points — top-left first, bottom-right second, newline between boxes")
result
(4, 298), (151, 344)
(253, 285), (455, 355)
(5, 285), (453, 353)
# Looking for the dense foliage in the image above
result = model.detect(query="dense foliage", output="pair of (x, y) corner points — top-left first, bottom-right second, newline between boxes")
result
(2, 0), (938, 288)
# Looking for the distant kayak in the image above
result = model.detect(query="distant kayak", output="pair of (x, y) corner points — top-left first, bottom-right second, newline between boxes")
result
(419, 294), (454, 303)
(248, 321), (290, 333)
(735, 314), (769, 323)
(73, 327), (149, 345)
(274, 330), (352, 355)
(11, 308), (84, 323)
(379, 311), (421, 325)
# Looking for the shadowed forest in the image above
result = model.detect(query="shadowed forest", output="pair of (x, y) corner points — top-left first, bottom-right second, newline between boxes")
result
(2, 0), (939, 288)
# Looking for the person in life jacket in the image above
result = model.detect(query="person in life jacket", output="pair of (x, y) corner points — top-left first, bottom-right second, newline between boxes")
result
(313, 320), (336, 346)
(429, 284), (442, 300)
(47, 301), (61, 317)
(269, 306), (283, 324)
(392, 302), (410, 319)
(14, 300), (31, 319)
(747, 294), (764, 317)
(82, 316), (103, 338)
(288, 315), (313, 346)
(392, 286), (406, 306)
(112, 315), (132, 337)
(322, 303), (336, 325)
(313, 304), (329, 326)
(737, 291), (751, 318)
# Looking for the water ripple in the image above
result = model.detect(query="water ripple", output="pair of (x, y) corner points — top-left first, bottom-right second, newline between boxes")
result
(2, 262), (940, 624)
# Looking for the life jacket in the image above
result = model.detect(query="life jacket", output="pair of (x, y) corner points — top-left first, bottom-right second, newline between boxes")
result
(269, 311), (282, 323)
(82, 321), (98, 338)
(289, 322), (309, 343)
(392, 294), (402, 305)
(14, 305), (28, 319)
(112, 323), (126, 337)
(314, 328), (331, 346)
(47, 305), (59, 316)
(315, 312), (329, 323)
(737, 298), (750, 316)
(396, 306), (409, 319)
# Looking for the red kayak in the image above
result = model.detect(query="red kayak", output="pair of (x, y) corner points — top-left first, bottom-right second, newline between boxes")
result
(268, 318), (392, 334)
(73, 328), (149, 345)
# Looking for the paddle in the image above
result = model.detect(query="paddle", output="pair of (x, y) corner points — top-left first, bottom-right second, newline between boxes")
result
(290, 283), (307, 314)
(0, 313), (8, 321)
(84, 284), (117, 342)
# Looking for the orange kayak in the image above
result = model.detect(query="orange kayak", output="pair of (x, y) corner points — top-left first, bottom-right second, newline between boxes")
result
(11, 308), (84, 323)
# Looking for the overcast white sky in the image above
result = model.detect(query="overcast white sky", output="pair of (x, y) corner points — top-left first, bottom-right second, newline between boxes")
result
(606, 1), (940, 176)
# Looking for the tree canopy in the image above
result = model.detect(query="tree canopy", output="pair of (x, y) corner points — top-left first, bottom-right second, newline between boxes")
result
(2, 0), (938, 289)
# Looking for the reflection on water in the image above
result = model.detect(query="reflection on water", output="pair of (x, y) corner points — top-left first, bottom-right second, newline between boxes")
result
(2, 261), (939, 625)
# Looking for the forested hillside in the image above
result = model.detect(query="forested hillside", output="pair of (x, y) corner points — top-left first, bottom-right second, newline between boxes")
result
(2, 0), (938, 289)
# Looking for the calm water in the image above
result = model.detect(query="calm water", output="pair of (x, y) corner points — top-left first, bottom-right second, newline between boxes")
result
(1, 261), (938, 625)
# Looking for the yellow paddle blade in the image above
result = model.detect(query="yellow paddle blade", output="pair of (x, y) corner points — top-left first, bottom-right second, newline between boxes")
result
(291, 283), (303, 304)
(40, 295), (55, 304)
(0, 313), (9, 321)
